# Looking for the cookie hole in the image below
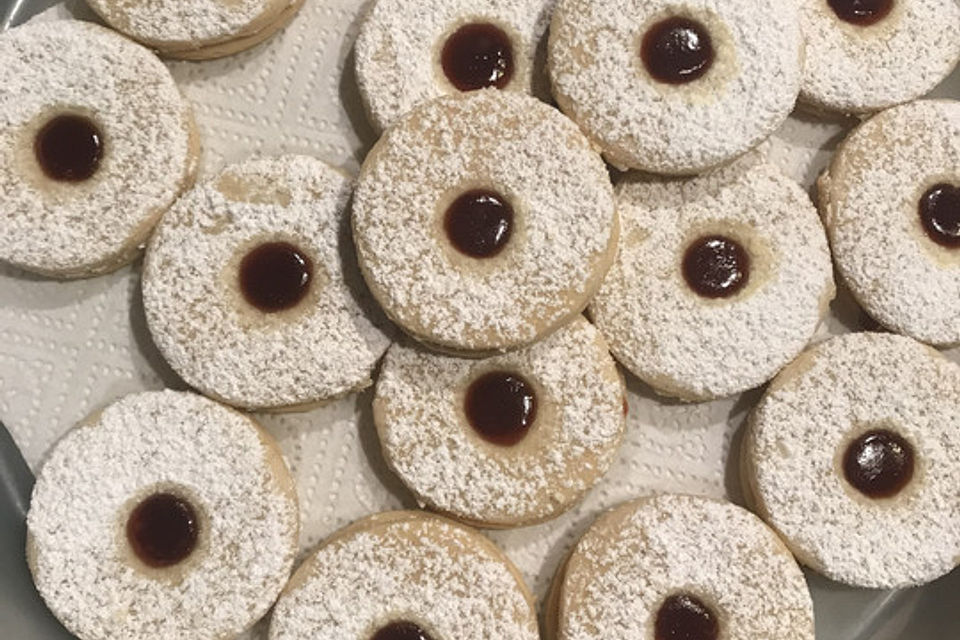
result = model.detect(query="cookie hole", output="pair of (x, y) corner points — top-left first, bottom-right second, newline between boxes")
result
(126, 491), (200, 569)
(443, 188), (515, 259)
(464, 369), (537, 446)
(640, 16), (714, 85)
(655, 593), (720, 640)
(827, 0), (894, 26)
(440, 22), (515, 92)
(33, 112), (104, 182)
(919, 183), (960, 249)
(681, 235), (750, 299)
(842, 428), (915, 499)
(370, 620), (435, 640)
(239, 241), (314, 312)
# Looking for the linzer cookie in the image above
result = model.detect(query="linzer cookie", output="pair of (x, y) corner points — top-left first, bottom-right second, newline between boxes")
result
(800, 0), (960, 113)
(0, 21), (197, 278)
(590, 158), (834, 401)
(374, 317), (625, 528)
(143, 155), (391, 412)
(26, 391), (299, 640)
(352, 90), (617, 354)
(820, 99), (960, 346)
(548, 0), (801, 174)
(355, 0), (555, 131)
(269, 511), (539, 640)
(744, 333), (960, 588)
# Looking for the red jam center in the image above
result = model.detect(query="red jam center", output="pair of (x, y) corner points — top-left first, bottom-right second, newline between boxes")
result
(843, 429), (915, 499)
(682, 235), (750, 298)
(655, 594), (719, 640)
(827, 0), (894, 26)
(641, 17), (714, 84)
(239, 241), (313, 312)
(464, 370), (537, 446)
(444, 189), (514, 258)
(126, 493), (199, 568)
(370, 621), (435, 640)
(34, 114), (103, 182)
(919, 183), (960, 248)
(441, 22), (514, 91)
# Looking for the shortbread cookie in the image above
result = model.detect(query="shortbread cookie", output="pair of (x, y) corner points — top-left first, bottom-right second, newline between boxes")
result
(800, 0), (960, 113)
(820, 100), (960, 346)
(355, 0), (554, 131)
(0, 21), (197, 278)
(143, 155), (391, 412)
(590, 159), (834, 401)
(27, 390), (299, 640)
(744, 332), (960, 588)
(374, 317), (625, 528)
(548, 0), (801, 174)
(85, 0), (304, 59)
(546, 494), (814, 640)
(353, 90), (617, 354)
(269, 511), (538, 640)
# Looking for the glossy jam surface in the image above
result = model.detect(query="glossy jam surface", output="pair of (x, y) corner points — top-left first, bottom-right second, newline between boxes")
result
(444, 189), (514, 258)
(464, 370), (537, 446)
(682, 235), (750, 298)
(919, 183), (960, 248)
(370, 621), (435, 640)
(126, 493), (199, 568)
(641, 17), (714, 85)
(34, 114), (103, 182)
(843, 429), (915, 498)
(655, 594), (720, 640)
(827, 0), (894, 26)
(239, 241), (314, 312)
(441, 22), (514, 91)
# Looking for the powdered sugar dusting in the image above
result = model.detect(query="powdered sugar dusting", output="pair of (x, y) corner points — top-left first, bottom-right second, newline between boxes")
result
(0, 21), (193, 276)
(269, 512), (538, 640)
(559, 494), (813, 640)
(27, 390), (299, 640)
(143, 155), (392, 410)
(375, 317), (624, 525)
(748, 333), (960, 588)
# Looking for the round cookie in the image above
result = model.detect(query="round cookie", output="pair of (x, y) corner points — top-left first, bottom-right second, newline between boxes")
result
(352, 90), (617, 354)
(799, 0), (960, 114)
(355, 0), (554, 131)
(269, 511), (539, 640)
(744, 332), (960, 589)
(0, 21), (198, 278)
(26, 390), (299, 640)
(143, 155), (392, 412)
(819, 99), (960, 346)
(546, 494), (814, 640)
(589, 158), (835, 402)
(84, 0), (304, 60)
(374, 317), (625, 528)
(548, 0), (801, 174)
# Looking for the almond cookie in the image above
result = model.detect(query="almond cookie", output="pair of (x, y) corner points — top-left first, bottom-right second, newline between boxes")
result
(800, 0), (960, 114)
(546, 494), (814, 640)
(355, 0), (555, 131)
(84, 0), (304, 59)
(0, 21), (197, 278)
(143, 155), (391, 412)
(744, 332), (960, 588)
(374, 317), (625, 528)
(590, 159), (834, 401)
(352, 90), (617, 355)
(269, 511), (539, 640)
(820, 99), (960, 346)
(548, 0), (802, 174)
(26, 390), (299, 640)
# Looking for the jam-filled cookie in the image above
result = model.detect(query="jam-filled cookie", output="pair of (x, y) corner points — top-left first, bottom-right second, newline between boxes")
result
(374, 317), (625, 528)
(744, 332), (960, 588)
(269, 511), (539, 640)
(143, 155), (391, 412)
(84, 0), (304, 59)
(589, 159), (834, 401)
(800, 0), (960, 114)
(546, 494), (814, 640)
(355, 0), (554, 131)
(820, 100), (960, 346)
(0, 21), (197, 278)
(548, 0), (801, 174)
(352, 90), (617, 354)
(26, 390), (299, 640)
